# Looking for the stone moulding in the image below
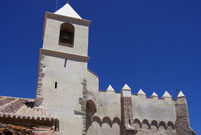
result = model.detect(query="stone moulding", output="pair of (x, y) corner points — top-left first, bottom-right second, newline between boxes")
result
(40, 48), (89, 62)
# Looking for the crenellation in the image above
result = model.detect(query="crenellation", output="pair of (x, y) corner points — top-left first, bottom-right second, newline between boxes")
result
(122, 84), (131, 91)
(162, 91), (172, 99)
(130, 118), (176, 135)
(177, 91), (185, 98)
(106, 84), (189, 103)
(106, 85), (116, 93)
(151, 92), (158, 98)
(137, 89), (146, 96)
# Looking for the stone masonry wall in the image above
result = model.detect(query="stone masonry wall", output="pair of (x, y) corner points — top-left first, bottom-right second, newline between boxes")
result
(175, 97), (193, 135)
(35, 55), (46, 107)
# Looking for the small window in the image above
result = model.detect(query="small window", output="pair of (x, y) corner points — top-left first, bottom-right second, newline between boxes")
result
(59, 23), (74, 47)
(64, 59), (67, 67)
(55, 82), (58, 89)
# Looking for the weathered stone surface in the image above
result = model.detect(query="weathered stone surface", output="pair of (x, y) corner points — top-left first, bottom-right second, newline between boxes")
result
(175, 97), (194, 135)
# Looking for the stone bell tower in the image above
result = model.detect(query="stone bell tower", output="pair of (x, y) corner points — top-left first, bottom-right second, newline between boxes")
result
(34, 3), (99, 135)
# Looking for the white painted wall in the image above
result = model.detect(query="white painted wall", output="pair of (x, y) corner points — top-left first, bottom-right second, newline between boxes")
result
(43, 18), (89, 57)
(131, 95), (176, 124)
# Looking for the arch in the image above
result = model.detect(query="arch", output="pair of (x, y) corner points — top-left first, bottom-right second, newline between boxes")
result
(142, 119), (150, 129)
(113, 117), (121, 126)
(59, 23), (75, 46)
(167, 121), (175, 130)
(151, 120), (158, 128)
(92, 116), (102, 126)
(159, 121), (167, 130)
(133, 119), (142, 128)
(102, 117), (112, 127)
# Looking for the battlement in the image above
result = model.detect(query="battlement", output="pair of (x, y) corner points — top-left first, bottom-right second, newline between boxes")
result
(89, 84), (191, 134)
(102, 84), (185, 101)
(97, 84), (188, 129)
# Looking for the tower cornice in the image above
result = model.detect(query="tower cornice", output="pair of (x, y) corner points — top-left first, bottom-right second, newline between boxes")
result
(40, 48), (89, 62)
(46, 12), (91, 26)
(42, 12), (91, 41)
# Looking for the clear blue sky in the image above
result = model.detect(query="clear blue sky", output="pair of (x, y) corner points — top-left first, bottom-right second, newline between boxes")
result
(0, 0), (200, 132)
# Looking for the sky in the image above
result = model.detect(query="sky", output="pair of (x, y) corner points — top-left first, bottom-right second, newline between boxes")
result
(0, 0), (200, 133)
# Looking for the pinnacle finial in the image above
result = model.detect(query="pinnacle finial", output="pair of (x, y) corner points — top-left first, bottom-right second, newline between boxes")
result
(55, 1), (82, 19)
(151, 92), (158, 97)
(178, 91), (185, 98)
(122, 84), (131, 91)
(137, 89), (146, 96)
(162, 91), (172, 98)
(107, 85), (115, 92)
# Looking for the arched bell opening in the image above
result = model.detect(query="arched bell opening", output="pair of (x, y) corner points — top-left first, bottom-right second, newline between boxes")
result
(59, 23), (75, 47)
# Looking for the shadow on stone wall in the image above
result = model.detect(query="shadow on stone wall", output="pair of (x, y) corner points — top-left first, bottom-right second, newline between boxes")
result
(130, 119), (176, 135)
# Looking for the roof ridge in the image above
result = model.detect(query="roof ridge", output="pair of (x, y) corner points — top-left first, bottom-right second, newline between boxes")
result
(0, 95), (34, 100)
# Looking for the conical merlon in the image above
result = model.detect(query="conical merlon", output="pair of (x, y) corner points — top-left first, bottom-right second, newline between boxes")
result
(162, 91), (172, 98)
(122, 84), (131, 91)
(107, 85), (115, 92)
(55, 3), (82, 19)
(178, 91), (185, 97)
(151, 92), (158, 97)
(137, 89), (146, 96)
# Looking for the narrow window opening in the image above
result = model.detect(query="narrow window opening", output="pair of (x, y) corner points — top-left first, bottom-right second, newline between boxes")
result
(64, 59), (67, 67)
(55, 82), (57, 89)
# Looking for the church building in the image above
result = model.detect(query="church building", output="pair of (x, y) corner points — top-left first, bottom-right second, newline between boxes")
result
(0, 3), (195, 135)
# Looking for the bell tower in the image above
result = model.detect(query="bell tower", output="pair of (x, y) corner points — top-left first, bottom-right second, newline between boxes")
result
(42, 3), (90, 57)
(34, 3), (98, 135)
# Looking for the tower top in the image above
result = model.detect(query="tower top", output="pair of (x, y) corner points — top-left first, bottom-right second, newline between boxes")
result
(55, 3), (82, 19)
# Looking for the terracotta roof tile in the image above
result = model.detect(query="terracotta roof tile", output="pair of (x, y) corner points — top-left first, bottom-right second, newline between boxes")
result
(0, 96), (55, 122)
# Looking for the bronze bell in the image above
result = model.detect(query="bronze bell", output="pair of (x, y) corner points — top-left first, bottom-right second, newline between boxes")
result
(60, 31), (72, 43)
(62, 32), (71, 40)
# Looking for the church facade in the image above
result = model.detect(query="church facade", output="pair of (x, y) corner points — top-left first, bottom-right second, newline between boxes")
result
(0, 3), (195, 135)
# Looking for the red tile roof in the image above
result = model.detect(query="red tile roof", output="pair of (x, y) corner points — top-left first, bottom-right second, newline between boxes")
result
(0, 96), (55, 122)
